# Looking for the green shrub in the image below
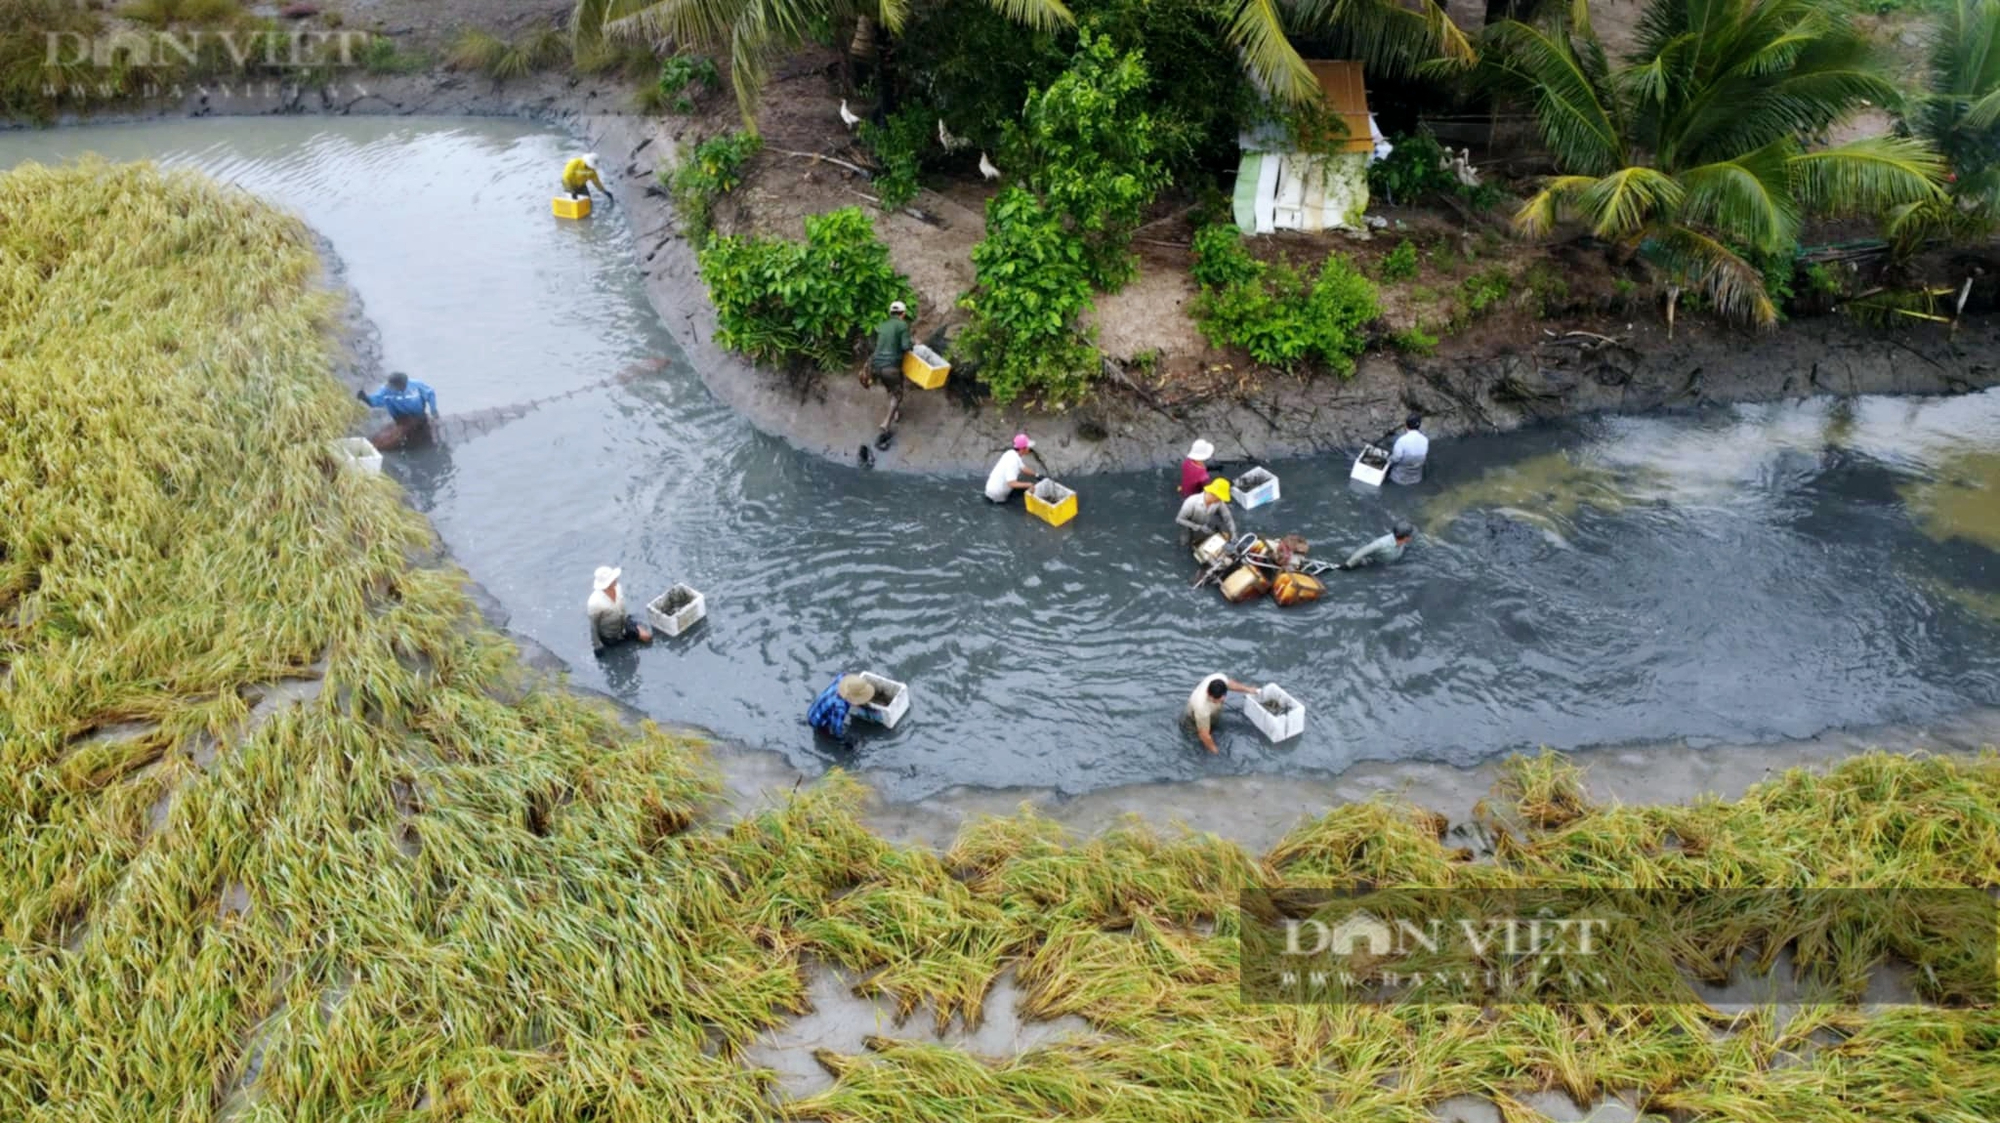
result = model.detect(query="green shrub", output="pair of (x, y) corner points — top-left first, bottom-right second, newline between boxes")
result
(698, 207), (916, 370)
(1456, 266), (1513, 322)
(860, 105), (934, 212)
(447, 26), (567, 82)
(666, 131), (761, 249)
(1388, 323), (1439, 354)
(958, 188), (1099, 404)
(1010, 31), (1174, 291)
(1377, 238), (1420, 283)
(1369, 129), (1502, 211)
(1524, 262), (1569, 317)
(648, 54), (719, 114)
(1188, 225), (1380, 374)
(359, 35), (429, 74)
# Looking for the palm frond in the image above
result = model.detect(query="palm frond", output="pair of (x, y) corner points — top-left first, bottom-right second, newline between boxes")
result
(1789, 135), (1948, 218)
(982, 0), (1071, 33)
(1677, 138), (1800, 254)
(1513, 174), (1603, 238)
(1219, 0), (1317, 103)
(1646, 223), (1779, 326)
(1578, 166), (1686, 239)
(1483, 17), (1624, 175)
(1967, 85), (2000, 131)
(1290, 0), (1476, 81)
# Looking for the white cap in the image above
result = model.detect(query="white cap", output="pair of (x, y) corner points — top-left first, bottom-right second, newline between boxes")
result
(583, 153), (600, 170)
(592, 565), (621, 592)
(1188, 439), (1214, 461)
(889, 300), (907, 314)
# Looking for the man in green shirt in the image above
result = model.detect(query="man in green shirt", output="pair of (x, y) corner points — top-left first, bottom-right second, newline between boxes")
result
(862, 300), (912, 434)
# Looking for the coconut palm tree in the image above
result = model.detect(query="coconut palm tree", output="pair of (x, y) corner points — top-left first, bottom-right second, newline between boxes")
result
(1487, 0), (1946, 324)
(575, 0), (1474, 127)
(1889, 0), (2000, 252)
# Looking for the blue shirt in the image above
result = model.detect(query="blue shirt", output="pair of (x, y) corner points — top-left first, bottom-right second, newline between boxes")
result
(364, 380), (437, 419)
(806, 678), (853, 739)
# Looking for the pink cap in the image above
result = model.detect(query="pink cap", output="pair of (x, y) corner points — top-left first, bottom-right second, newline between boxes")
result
(1013, 433), (1033, 451)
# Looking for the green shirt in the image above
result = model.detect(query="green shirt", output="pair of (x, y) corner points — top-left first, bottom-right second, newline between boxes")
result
(870, 316), (912, 371)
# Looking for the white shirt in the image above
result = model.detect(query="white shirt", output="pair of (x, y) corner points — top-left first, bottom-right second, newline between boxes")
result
(1186, 672), (1229, 733)
(586, 587), (627, 641)
(1389, 429), (1429, 484)
(984, 449), (1025, 502)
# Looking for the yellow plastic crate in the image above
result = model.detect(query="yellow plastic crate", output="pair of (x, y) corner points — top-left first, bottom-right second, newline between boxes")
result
(551, 194), (593, 220)
(1026, 480), (1077, 527)
(903, 343), (950, 390)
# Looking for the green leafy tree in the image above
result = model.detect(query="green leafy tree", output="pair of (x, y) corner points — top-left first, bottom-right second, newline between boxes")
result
(1890, 0), (2000, 251)
(1487, 0), (1945, 324)
(574, 0), (1470, 125)
(698, 206), (917, 368)
(957, 187), (1099, 403)
(1007, 31), (1171, 290)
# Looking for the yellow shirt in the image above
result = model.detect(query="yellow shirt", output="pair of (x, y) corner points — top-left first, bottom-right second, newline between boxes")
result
(562, 157), (604, 192)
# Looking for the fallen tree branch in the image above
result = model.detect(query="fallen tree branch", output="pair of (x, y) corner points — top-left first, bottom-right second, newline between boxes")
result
(773, 148), (872, 176)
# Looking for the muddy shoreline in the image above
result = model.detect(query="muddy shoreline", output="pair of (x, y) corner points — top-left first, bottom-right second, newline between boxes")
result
(21, 71), (2000, 480)
(29, 76), (1997, 851)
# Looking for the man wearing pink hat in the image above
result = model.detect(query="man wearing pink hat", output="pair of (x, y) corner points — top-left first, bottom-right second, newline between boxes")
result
(983, 433), (1040, 503)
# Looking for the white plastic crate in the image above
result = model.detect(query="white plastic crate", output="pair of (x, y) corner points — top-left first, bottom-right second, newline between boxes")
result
(1244, 683), (1305, 742)
(645, 584), (707, 637)
(1234, 467), (1280, 508)
(852, 672), (910, 729)
(1350, 444), (1389, 488)
(331, 436), (382, 475)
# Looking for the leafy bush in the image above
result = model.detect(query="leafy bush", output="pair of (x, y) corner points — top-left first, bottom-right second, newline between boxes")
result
(447, 26), (567, 82)
(860, 105), (934, 212)
(666, 131), (761, 249)
(1377, 238), (1420, 283)
(698, 207), (916, 369)
(1189, 224), (1380, 374)
(1010, 31), (1174, 291)
(1367, 131), (1459, 206)
(1523, 262), (1568, 317)
(1455, 267), (1512, 322)
(958, 188), (1099, 404)
(360, 36), (430, 74)
(1388, 323), (1439, 354)
(641, 54), (718, 114)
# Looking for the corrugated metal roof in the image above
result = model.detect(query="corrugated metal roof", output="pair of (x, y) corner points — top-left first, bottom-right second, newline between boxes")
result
(1305, 60), (1374, 155)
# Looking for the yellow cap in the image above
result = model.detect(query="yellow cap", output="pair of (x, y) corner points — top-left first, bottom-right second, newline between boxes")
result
(1205, 478), (1231, 502)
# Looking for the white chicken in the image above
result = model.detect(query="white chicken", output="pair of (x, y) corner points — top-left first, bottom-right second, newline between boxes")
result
(937, 118), (967, 152)
(978, 151), (1001, 181)
(839, 99), (861, 129)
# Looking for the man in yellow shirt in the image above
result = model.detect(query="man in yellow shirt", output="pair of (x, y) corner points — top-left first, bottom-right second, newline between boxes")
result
(561, 153), (616, 205)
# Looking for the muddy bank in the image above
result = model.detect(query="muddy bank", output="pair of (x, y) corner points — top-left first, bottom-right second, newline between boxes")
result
(24, 71), (2000, 480)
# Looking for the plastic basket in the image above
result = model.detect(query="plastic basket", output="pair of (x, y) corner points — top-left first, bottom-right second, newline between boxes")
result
(552, 195), (592, 220)
(1244, 684), (1305, 742)
(645, 584), (707, 637)
(1350, 444), (1389, 488)
(903, 344), (950, 390)
(331, 436), (383, 476)
(1234, 467), (1280, 508)
(1026, 479), (1078, 527)
(852, 672), (910, 729)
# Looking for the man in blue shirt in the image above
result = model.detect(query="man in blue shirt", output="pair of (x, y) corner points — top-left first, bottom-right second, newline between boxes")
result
(356, 372), (439, 450)
(807, 674), (875, 749)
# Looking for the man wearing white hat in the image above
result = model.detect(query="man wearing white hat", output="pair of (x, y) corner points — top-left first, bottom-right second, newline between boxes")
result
(587, 565), (651, 652)
(1179, 438), (1215, 497)
(561, 152), (616, 206)
(863, 300), (914, 434)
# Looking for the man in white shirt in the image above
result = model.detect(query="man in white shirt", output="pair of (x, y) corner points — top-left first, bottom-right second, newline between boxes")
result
(1388, 414), (1429, 485)
(1175, 479), (1237, 548)
(587, 566), (653, 652)
(984, 433), (1039, 502)
(1186, 672), (1258, 753)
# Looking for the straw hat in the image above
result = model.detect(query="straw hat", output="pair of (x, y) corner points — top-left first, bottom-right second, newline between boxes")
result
(1188, 439), (1214, 461)
(592, 565), (621, 592)
(1204, 478), (1231, 502)
(837, 675), (874, 704)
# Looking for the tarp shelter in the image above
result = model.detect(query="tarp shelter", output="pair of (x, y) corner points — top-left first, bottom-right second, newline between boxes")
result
(1233, 60), (1389, 235)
